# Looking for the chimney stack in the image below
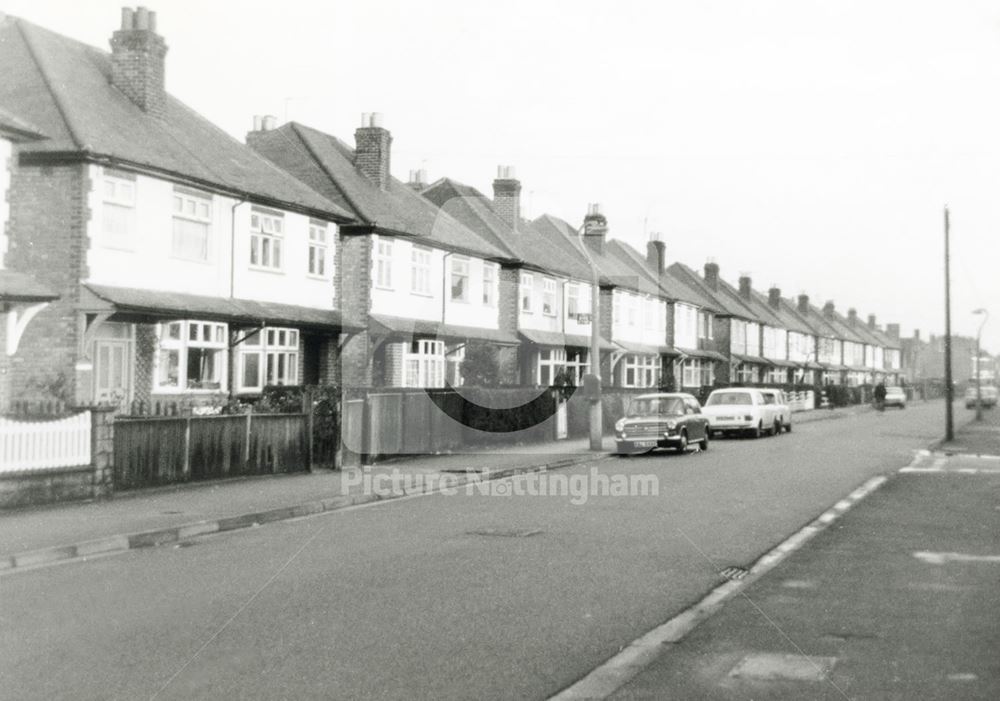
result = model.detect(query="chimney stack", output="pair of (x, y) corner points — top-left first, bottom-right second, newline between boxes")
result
(868, 313), (877, 329)
(703, 259), (720, 291)
(407, 168), (428, 191)
(913, 329), (921, 341)
(583, 203), (607, 254)
(355, 112), (392, 190)
(646, 232), (666, 276)
(110, 6), (168, 117)
(246, 114), (277, 146)
(738, 273), (752, 300)
(768, 287), (782, 309)
(886, 323), (900, 340)
(823, 301), (835, 318)
(847, 308), (859, 325)
(492, 166), (521, 231)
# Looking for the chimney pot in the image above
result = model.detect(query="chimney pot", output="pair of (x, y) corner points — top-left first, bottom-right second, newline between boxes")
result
(262, 115), (276, 130)
(121, 7), (134, 29)
(135, 6), (150, 30)
(110, 6), (169, 117)
(252, 115), (263, 132)
(583, 204), (608, 254)
(823, 301), (835, 318)
(847, 308), (858, 324)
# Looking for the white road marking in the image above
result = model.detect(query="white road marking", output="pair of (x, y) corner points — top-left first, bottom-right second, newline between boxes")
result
(913, 551), (1000, 565)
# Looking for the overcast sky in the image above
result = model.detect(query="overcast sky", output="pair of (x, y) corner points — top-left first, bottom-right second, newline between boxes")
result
(6, 0), (1000, 351)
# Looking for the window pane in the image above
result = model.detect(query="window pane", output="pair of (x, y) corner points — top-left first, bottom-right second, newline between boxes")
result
(172, 218), (209, 260)
(158, 349), (179, 387)
(242, 352), (261, 389)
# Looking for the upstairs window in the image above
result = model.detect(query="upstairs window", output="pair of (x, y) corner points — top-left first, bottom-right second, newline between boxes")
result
(411, 246), (432, 296)
(375, 237), (393, 288)
(308, 221), (328, 277)
(250, 208), (284, 271)
(542, 277), (557, 316)
(566, 283), (579, 318)
(482, 264), (496, 306)
(520, 273), (534, 313)
(450, 257), (470, 302)
(101, 170), (135, 249)
(172, 190), (212, 262)
(155, 320), (227, 392)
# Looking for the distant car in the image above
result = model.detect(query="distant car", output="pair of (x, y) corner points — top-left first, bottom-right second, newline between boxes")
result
(701, 388), (779, 438)
(883, 386), (907, 409)
(965, 385), (998, 409)
(759, 388), (792, 432)
(614, 393), (710, 455)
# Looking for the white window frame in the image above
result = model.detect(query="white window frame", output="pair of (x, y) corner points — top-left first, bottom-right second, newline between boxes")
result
(623, 354), (659, 388)
(236, 327), (300, 393)
(537, 348), (566, 385)
(542, 277), (557, 316)
(450, 256), (470, 303)
(566, 283), (579, 319)
(308, 221), (329, 278)
(404, 339), (445, 388)
(565, 349), (589, 383)
(250, 208), (284, 272)
(101, 171), (136, 250)
(171, 190), (212, 262)
(411, 245), (432, 296)
(520, 273), (534, 313)
(154, 320), (228, 393)
(375, 237), (393, 289)
(482, 263), (497, 307)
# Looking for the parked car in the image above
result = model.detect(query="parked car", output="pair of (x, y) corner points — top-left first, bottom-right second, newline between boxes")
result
(883, 386), (907, 409)
(701, 388), (779, 438)
(759, 388), (792, 432)
(965, 385), (998, 409)
(614, 393), (709, 455)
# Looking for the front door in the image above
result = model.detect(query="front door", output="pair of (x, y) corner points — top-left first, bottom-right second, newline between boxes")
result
(92, 323), (134, 410)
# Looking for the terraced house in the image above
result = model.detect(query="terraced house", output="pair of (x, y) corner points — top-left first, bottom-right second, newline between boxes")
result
(0, 9), (356, 412)
(247, 115), (517, 388)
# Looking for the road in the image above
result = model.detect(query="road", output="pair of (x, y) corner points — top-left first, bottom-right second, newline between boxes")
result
(0, 401), (950, 700)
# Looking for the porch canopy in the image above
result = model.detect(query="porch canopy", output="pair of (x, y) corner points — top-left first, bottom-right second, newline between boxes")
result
(767, 358), (799, 369)
(799, 361), (825, 370)
(676, 348), (728, 362)
(612, 339), (675, 355)
(81, 284), (358, 333)
(519, 329), (617, 350)
(370, 314), (519, 345)
(731, 353), (772, 366)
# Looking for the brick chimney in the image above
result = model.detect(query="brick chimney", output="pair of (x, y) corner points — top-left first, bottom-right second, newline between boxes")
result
(246, 114), (277, 147)
(823, 301), (835, 318)
(355, 113), (392, 190)
(913, 329), (921, 341)
(868, 313), (877, 329)
(704, 259), (720, 291)
(492, 166), (520, 231)
(646, 232), (665, 276)
(583, 203), (607, 254)
(110, 7), (168, 118)
(797, 294), (810, 314)
(847, 308), (859, 325)
(768, 286), (782, 309)
(407, 168), (428, 191)
(738, 273), (752, 300)
(886, 323), (900, 340)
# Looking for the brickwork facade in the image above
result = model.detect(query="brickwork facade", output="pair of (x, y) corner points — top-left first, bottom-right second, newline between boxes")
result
(110, 23), (168, 118)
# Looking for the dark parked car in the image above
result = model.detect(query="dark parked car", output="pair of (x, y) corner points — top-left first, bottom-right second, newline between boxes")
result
(614, 393), (710, 455)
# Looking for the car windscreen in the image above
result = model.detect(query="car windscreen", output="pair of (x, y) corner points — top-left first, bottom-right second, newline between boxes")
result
(705, 392), (753, 406)
(626, 397), (684, 417)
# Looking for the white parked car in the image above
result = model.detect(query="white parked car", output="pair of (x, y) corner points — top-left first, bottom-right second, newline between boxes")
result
(758, 388), (792, 433)
(884, 386), (907, 409)
(702, 388), (781, 438)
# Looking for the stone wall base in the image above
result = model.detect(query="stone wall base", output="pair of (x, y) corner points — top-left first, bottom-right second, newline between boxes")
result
(0, 466), (101, 510)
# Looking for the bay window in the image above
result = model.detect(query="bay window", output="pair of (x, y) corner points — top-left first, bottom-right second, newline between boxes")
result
(680, 358), (713, 388)
(308, 221), (329, 277)
(155, 320), (227, 392)
(236, 327), (299, 393)
(623, 354), (659, 388)
(411, 246), (432, 295)
(565, 349), (589, 383)
(520, 273), (534, 312)
(102, 170), (135, 249)
(404, 340), (445, 388)
(450, 257), (469, 302)
(542, 277), (557, 315)
(375, 237), (393, 288)
(538, 348), (566, 385)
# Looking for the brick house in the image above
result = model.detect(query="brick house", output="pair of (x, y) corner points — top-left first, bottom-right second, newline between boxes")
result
(247, 115), (518, 388)
(0, 9), (357, 412)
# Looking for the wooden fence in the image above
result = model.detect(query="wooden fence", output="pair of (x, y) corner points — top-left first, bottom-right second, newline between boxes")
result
(0, 411), (91, 474)
(113, 412), (308, 489)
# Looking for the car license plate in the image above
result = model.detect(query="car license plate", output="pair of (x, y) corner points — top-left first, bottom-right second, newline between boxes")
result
(718, 416), (734, 421)
(632, 440), (656, 448)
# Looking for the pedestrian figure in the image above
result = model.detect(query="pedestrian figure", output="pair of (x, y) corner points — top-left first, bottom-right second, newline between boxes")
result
(874, 381), (887, 411)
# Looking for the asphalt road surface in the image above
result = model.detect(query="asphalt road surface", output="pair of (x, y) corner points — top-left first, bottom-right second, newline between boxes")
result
(0, 402), (949, 700)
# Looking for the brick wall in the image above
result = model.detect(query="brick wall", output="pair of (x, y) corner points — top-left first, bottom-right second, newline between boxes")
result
(714, 316), (733, 383)
(338, 234), (373, 387)
(5, 160), (90, 404)
(110, 29), (168, 119)
(599, 288), (614, 385)
(498, 265), (520, 383)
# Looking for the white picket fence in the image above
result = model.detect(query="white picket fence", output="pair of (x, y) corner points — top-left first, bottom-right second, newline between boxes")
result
(0, 411), (91, 474)
(787, 391), (816, 412)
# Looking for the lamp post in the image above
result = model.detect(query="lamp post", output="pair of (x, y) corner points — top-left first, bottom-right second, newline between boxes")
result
(973, 308), (988, 421)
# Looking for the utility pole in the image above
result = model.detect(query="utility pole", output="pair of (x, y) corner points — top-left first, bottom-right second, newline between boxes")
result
(944, 207), (954, 441)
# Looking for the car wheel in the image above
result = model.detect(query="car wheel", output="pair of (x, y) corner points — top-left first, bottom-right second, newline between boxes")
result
(699, 431), (709, 451)
(771, 420), (781, 436)
(675, 432), (688, 454)
(749, 422), (762, 439)
(784, 422), (792, 433)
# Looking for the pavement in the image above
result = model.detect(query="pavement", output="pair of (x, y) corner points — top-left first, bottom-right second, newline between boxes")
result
(550, 403), (1000, 700)
(0, 404), (867, 572)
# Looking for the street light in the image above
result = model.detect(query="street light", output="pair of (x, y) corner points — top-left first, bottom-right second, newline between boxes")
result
(973, 308), (989, 421)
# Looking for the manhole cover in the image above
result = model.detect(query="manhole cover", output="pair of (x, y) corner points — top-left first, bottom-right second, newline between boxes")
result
(466, 528), (542, 538)
(729, 653), (837, 681)
(720, 566), (749, 581)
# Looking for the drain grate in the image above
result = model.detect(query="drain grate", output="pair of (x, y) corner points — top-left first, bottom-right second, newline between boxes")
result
(467, 528), (542, 538)
(720, 566), (749, 581)
(441, 466), (487, 474)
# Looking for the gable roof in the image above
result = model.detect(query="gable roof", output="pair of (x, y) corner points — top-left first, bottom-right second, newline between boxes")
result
(667, 263), (758, 320)
(0, 15), (352, 221)
(748, 289), (813, 335)
(610, 241), (721, 311)
(818, 307), (868, 344)
(249, 124), (508, 260)
(420, 178), (594, 277)
(0, 106), (45, 141)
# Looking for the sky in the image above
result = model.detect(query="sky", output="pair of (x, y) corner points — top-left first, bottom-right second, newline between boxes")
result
(5, 0), (1000, 351)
